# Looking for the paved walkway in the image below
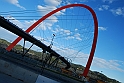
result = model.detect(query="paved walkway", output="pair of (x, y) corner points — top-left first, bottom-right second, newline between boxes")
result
(0, 72), (24, 83)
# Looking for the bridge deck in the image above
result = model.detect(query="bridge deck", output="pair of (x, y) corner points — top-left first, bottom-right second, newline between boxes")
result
(0, 47), (85, 83)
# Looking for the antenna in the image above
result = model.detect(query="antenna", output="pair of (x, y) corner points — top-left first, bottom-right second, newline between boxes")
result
(49, 34), (55, 48)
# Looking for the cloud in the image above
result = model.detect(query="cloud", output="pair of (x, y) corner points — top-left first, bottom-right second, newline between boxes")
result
(37, 0), (65, 30)
(75, 28), (78, 31)
(37, 5), (56, 16)
(52, 27), (83, 41)
(5, 16), (48, 32)
(98, 8), (103, 11)
(66, 36), (75, 40)
(98, 5), (124, 17)
(51, 44), (89, 64)
(54, 45), (124, 73)
(39, 22), (53, 30)
(98, 5), (109, 11)
(93, 58), (124, 72)
(52, 27), (72, 36)
(37, 0), (64, 16)
(5, 15), (54, 32)
(61, 48), (124, 72)
(44, 0), (62, 6)
(6, 16), (24, 29)
(74, 33), (82, 40)
(24, 20), (36, 28)
(102, 0), (115, 3)
(63, 30), (71, 35)
(0, 27), (17, 41)
(6, 0), (26, 10)
(5, 16), (38, 30)
(110, 7), (124, 16)
(98, 27), (107, 31)
(24, 18), (54, 31)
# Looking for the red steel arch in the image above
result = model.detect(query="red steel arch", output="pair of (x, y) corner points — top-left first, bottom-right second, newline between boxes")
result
(6, 4), (98, 77)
